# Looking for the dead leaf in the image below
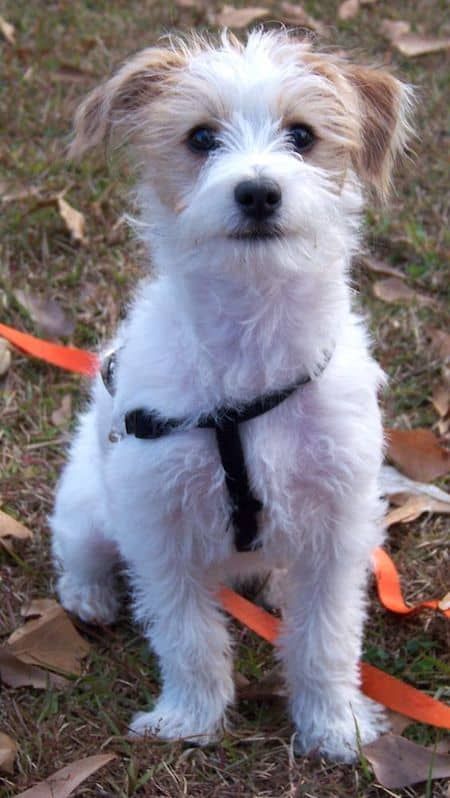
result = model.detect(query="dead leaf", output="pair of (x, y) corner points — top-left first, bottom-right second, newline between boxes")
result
(0, 15), (15, 45)
(14, 289), (74, 339)
(372, 277), (437, 307)
(386, 428), (450, 482)
(21, 598), (61, 619)
(0, 647), (68, 689)
(57, 196), (87, 244)
(338, 0), (360, 21)
(237, 666), (287, 700)
(385, 710), (411, 736)
(428, 327), (450, 361)
(0, 732), (18, 774)
(380, 464), (450, 505)
(7, 603), (90, 676)
(384, 494), (450, 528)
(15, 754), (116, 798)
(431, 383), (449, 418)
(51, 395), (72, 427)
(359, 255), (403, 279)
(0, 185), (42, 204)
(280, 3), (327, 35)
(380, 19), (411, 42)
(363, 733), (450, 789)
(0, 511), (33, 543)
(395, 34), (450, 57)
(0, 338), (11, 376)
(212, 5), (270, 28)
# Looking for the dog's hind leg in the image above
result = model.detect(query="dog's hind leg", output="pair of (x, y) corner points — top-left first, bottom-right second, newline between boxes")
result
(50, 408), (120, 625)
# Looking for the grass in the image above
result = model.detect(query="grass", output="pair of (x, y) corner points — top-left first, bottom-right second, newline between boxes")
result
(1, 1), (449, 795)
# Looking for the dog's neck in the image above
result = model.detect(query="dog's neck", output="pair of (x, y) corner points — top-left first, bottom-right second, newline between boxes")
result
(154, 243), (351, 397)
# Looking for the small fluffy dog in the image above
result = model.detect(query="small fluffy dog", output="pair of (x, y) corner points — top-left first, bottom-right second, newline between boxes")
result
(51, 30), (411, 762)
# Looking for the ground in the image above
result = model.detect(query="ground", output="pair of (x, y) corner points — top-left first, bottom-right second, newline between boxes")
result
(0, 1), (449, 796)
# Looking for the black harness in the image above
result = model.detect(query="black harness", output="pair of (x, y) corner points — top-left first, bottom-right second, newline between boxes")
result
(119, 354), (331, 553)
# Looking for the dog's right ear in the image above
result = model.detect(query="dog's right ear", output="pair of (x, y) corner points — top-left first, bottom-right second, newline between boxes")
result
(69, 47), (184, 158)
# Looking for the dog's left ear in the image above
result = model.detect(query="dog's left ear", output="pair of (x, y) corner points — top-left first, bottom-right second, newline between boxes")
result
(344, 65), (413, 198)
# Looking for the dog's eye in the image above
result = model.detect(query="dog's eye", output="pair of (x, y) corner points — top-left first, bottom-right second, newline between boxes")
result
(187, 126), (219, 154)
(288, 124), (315, 153)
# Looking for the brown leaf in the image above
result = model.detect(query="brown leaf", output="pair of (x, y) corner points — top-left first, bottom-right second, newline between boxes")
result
(359, 255), (403, 278)
(385, 710), (411, 736)
(212, 5), (270, 28)
(15, 754), (116, 798)
(51, 395), (72, 427)
(0, 15), (15, 45)
(384, 494), (450, 528)
(57, 196), (87, 244)
(21, 598), (61, 619)
(0, 647), (68, 689)
(431, 383), (449, 419)
(428, 327), (450, 361)
(372, 277), (437, 307)
(0, 732), (18, 774)
(395, 34), (450, 57)
(0, 338), (11, 376)
(386, 428), (450, 482)
(280, 3), (327, 35)
(14, 289), (75, 339)
(237, 665), (286, 700)
(338, 0), (360, 21)
(7, 603), (90, 676)
(363, 733), (450, 789)
(380, 19), (411, 42)
(0, 511), (33, 543)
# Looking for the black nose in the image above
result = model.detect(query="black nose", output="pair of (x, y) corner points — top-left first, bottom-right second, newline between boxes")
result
(234, 179), (282, 221)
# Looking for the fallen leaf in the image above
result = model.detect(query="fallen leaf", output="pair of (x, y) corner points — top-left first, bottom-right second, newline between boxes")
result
(0, 185), (42, 204)
(385, 710), (411, 736)
(280, 2), (327, 35)
(384, 494), (450, 528)
(431, 383), (449, 418)
(21, 598), (61, 619)
(359, 255), (404, 278)
(380, 464), (450, 505)
(0, 732), (18, 774)
(51, 395), (72, 427)
(428, 327), (450, 361)
(363, 734), (450, 789)
(0, 15), (15, 45)
(0, 511), (33, 543)
(386, 428), (450, 482)
(212, 5), (270, 28)
(394, 34), (450, 57)
(14, 289), (75, 339)
(380, 19), (411, 42)
(57, 196), (87, 244)
(237, 666), (287, 700)
(0, 647), (68, 689)
(372, 277), (437, 307)
(15, 754), (116, 798)
(338, 0), (360, 21)
(0, 338), (11, 376)
(7, 603), (90, 676)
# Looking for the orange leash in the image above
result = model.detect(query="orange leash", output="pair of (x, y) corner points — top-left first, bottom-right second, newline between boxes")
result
(2, 322), (449, 728)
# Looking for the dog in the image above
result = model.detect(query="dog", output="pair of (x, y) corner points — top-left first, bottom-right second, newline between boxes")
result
(50, 29), (411, 762)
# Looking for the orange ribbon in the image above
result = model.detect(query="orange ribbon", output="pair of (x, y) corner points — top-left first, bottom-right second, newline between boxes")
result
(1, 321), (449, 728)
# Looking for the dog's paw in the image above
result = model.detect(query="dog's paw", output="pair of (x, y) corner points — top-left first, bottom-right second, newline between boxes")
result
(57, 574), (118, 625)
(293, 693), (389, 763)
(128, 702), (223, 746)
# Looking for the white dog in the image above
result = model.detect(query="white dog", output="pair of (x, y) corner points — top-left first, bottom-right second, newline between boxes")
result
(51, 29), (411, 762)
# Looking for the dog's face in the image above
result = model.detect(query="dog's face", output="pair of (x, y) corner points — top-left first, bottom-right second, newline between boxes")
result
(71, 31), (411, 270)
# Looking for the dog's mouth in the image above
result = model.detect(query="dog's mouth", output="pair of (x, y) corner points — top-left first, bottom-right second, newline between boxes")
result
(228, 223), (284, 242)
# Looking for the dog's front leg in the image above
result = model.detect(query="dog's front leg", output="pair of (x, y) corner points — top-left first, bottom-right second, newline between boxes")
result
(127, 554), (234, 745)
(281, 524), (388, 763)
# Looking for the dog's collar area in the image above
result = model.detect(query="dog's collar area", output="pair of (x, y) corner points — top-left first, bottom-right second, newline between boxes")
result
(121, 351), (332, 552)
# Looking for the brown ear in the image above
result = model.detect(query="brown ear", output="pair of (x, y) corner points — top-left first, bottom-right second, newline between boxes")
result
(69, 47), (184, 158)
(345, 65), (413, 198)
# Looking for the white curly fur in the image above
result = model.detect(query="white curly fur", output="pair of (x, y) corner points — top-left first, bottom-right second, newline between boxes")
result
(50, 30), (411, 761)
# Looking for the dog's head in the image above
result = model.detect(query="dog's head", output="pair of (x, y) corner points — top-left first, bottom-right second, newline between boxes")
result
(71, 30), (412, 271)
